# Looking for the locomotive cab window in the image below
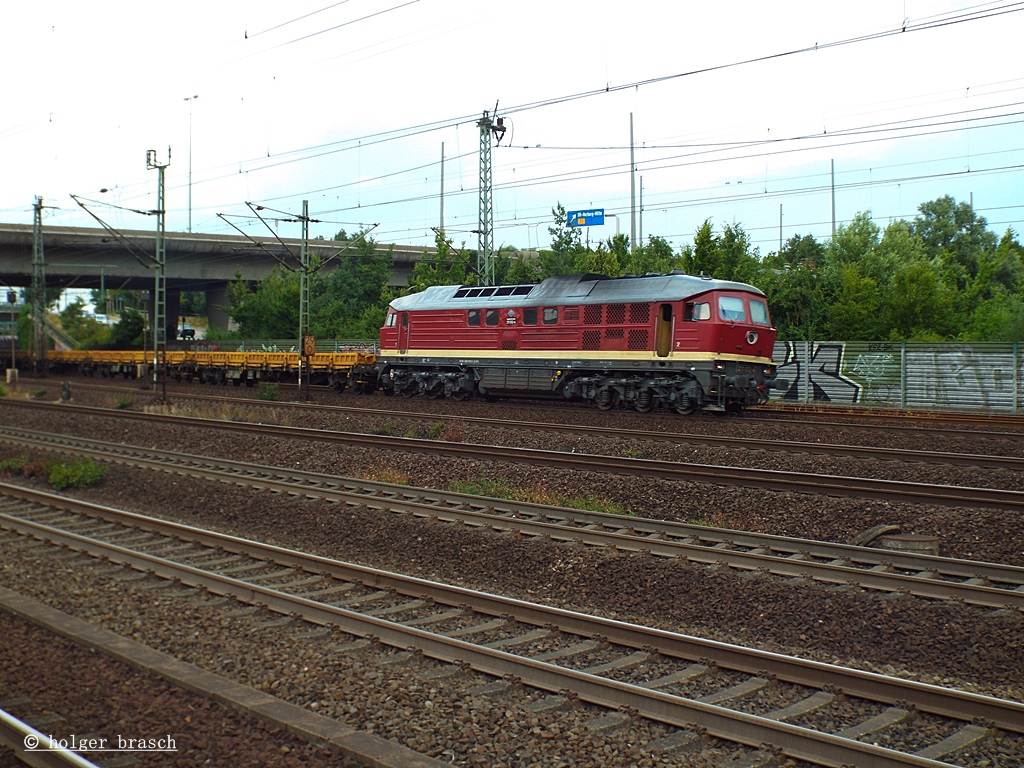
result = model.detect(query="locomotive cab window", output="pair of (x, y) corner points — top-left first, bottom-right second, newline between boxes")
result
(385, 311), (397, 327)
(543, 307), (558, 324)
(523, 308), (538, 325)
(749, 299), (769, 325)
(718, 296), (746, 322)
(485, 309), (500, 326)
(685, 302), (710, 321)
(467, 309), (481, 326)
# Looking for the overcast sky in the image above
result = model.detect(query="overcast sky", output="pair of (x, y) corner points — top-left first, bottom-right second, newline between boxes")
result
(2, 1), (1021, 256)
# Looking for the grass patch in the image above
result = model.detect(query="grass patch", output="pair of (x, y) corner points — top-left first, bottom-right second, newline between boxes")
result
(113, 396), (133, 409)
(30, 388), (47, 399)
(359, 467), (412, 486)
(0, 453), (108, 491)
(451, 476), (630, 516)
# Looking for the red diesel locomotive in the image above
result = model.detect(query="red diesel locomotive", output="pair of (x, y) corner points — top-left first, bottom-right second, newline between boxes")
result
(364, 272), (783, 414)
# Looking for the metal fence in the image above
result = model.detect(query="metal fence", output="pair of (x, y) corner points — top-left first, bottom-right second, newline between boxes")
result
(772, 341), (1022, 413)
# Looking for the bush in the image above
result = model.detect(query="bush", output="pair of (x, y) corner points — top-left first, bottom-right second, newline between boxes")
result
(257, 382), (280, 401)
(48, 458), (108, 491)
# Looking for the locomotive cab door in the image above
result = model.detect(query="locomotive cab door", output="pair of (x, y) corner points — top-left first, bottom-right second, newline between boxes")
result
(398, 312), (410, 354)
(655, 303), (673, 357)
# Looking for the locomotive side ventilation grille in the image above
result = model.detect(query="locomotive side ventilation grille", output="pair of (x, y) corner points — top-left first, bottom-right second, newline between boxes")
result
(501, 340), (517, 350)
(583, 330), (601, 350)
(606, 304), (626, 324)
(629, 303), (650, 323)
(584, 305), (603, 324)
(605, 329), (624, 340)
(628, 329), (650, 350)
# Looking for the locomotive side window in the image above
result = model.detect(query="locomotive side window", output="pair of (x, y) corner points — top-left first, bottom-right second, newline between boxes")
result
(543, 308), (558, 324)
(468, 309), (481, 326)
(718, 296), (746, 322)
(523, 308), (538, 325)
(485, 309), (500, 326)
(385, 311), (397, 327)
(685, 302), (710, 321)
(749, 299), (769, 325)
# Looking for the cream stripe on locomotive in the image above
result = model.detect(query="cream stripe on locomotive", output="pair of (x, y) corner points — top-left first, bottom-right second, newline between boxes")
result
(379, 347), (774, 365)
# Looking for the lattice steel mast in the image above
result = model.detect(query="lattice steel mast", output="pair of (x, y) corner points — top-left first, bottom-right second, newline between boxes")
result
(147, 148), (170, 402)
(31, 197), (46, 375)
(476, 110), (505, 286)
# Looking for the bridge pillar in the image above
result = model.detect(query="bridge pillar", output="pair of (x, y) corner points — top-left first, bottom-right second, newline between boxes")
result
(206, 284), (231, 333)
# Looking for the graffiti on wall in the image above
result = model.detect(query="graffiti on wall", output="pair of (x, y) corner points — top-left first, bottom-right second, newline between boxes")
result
(775, 341), (861, 403)
(771, 341), (1023, 411)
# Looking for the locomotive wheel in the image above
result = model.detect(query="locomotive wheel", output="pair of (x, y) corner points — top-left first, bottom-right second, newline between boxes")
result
(595, 386), (619, 410)
(633, 389), (654, 413)
(674, 398), (696, 415)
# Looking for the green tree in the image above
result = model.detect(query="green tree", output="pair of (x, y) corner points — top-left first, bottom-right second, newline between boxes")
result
(573, 240), (621, 276)
(409, 229), (475, 292)
(227, 268), (301, 338)
(623, 235), (681, 276)
(756, 235), (827, 340)
(679, 219), (720, 277)
(57, 298), (109, 349)
(540, 203), (583, 276)
(822, 263), (882, 340)
(881, 258), (954, 340)
(494, 246), (542, 285)
(108, 308), (146, 347)
(912, 195), (997, 291)
(312, 229), (394, 338)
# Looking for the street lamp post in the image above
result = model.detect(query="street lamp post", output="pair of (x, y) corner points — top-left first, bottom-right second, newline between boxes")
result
(184, 94), (198, 232)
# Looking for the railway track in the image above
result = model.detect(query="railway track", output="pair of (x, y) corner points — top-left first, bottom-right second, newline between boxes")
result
(1, 483), (1021, 768)
(3, 399), (1024, 512)
(25, 378), (1024, 461)
(2, 426), (1023, 612)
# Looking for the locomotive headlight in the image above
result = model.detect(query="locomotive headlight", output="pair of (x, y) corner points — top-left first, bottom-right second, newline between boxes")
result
(763, 365), (775, 376)
(713, 361), (726, 371)
(746, 331), (758, 345)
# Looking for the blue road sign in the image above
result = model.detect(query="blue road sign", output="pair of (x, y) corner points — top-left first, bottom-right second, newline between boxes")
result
(566, 208), (605, 227)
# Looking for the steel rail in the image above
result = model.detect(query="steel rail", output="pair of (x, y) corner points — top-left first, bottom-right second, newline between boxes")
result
(3, 399), (1023, 512)
(2, 428), (1024, 610)
(0, 513), (962, 768)
(0, 708), (103, 768)
(0, 515), (986, 768)
(0, 484), (1020, 744)
(35, 380), (1024, 466)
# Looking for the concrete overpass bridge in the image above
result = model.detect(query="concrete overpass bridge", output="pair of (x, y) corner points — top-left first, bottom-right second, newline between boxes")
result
(0, 223), (435, 331)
